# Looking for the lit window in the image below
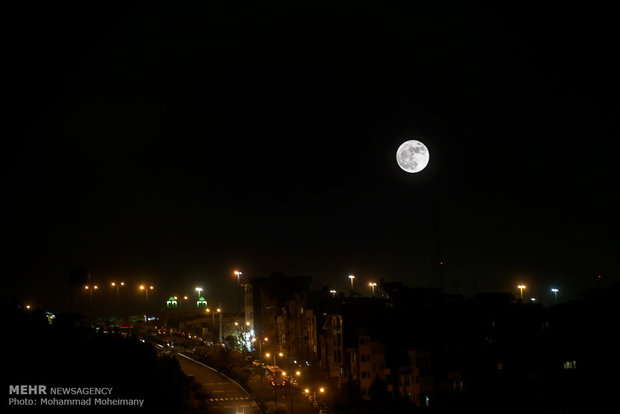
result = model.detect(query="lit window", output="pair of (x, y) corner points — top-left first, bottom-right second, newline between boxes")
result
(563, 360), (577, 370)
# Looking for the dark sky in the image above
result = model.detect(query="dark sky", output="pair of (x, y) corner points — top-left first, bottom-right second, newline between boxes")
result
(4, 2), (619, 310)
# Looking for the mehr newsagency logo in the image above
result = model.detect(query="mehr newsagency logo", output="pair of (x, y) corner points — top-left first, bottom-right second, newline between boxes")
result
(8, 385), (144, 407)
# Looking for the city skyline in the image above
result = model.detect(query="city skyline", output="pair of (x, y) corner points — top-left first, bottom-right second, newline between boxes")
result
(4, 3), (618, 312)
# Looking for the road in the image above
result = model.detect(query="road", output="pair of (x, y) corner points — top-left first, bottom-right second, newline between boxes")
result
(176, 352), (260, 414)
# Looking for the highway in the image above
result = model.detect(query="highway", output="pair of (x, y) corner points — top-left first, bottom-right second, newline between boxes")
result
(176, 352), (260, 414)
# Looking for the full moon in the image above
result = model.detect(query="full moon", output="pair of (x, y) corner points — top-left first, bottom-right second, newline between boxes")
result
(396, 140), (430, 173)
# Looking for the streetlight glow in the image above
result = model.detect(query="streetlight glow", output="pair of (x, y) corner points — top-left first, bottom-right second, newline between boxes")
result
(517, 284), (526, 300)
(551, 288), (559, 303)
(234, 270), (243, 284)
(348, 274), (355, 290)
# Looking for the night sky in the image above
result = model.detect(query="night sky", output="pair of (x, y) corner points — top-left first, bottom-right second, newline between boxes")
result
(4, 2), (618, 310)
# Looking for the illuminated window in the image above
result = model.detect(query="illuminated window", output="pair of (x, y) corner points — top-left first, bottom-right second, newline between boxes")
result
(563, 360), (577, 370)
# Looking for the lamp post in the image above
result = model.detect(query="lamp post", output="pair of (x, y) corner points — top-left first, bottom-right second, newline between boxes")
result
(195, 287), (203, 301)
(551, 288), (559, 304)
(234, 270), (243, 312)
(139, 284), (154, 309)
(111, 281), (125, 299)
(517, 284), (526, 300)
(217, 306), (223, 343)
(348, 274), (355, 291)
(369, 282), (377, 296)
(111, 281), (124, 315)
(84, 284), (98, 309)
(305, 386), (325, 407)
(286, 370), (301, 414)
(266, 352), (285, 409)
(234, 270), (243, 284)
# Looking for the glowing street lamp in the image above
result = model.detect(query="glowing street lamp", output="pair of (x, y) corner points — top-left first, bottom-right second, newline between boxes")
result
(517, 284), (526, 300)
(348, 274), (355, 290)
(265, 352), (285, 407)
(551, 288), (559, 303)
(84, 284), (98, 307)
(195, 287), (203, 300)
(139, 284), (154, 304)
(283, 369), (302, 414)
(369, 282), (377, 296)
(234, 270), (243, 284)
(329, 289), (337, 297)
(111, 281), (125, 299)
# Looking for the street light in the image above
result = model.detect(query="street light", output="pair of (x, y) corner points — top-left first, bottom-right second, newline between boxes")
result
(551, 288), (559, 303)
(84, 284), (98, 308)
(139, 284), (155, 304)
(234, 270), (244, 313)
(266, 352), (285, 409)
(284, 369), (302, 414)
(369, 282), (377, 296)
(111, 281), (125, 299)
(195, 287), (203, 300)
(217, 306), (223, 343)
(329, 289), (337, 297)
(517, 284), (526, 300)
(348, 274), (355, 290)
